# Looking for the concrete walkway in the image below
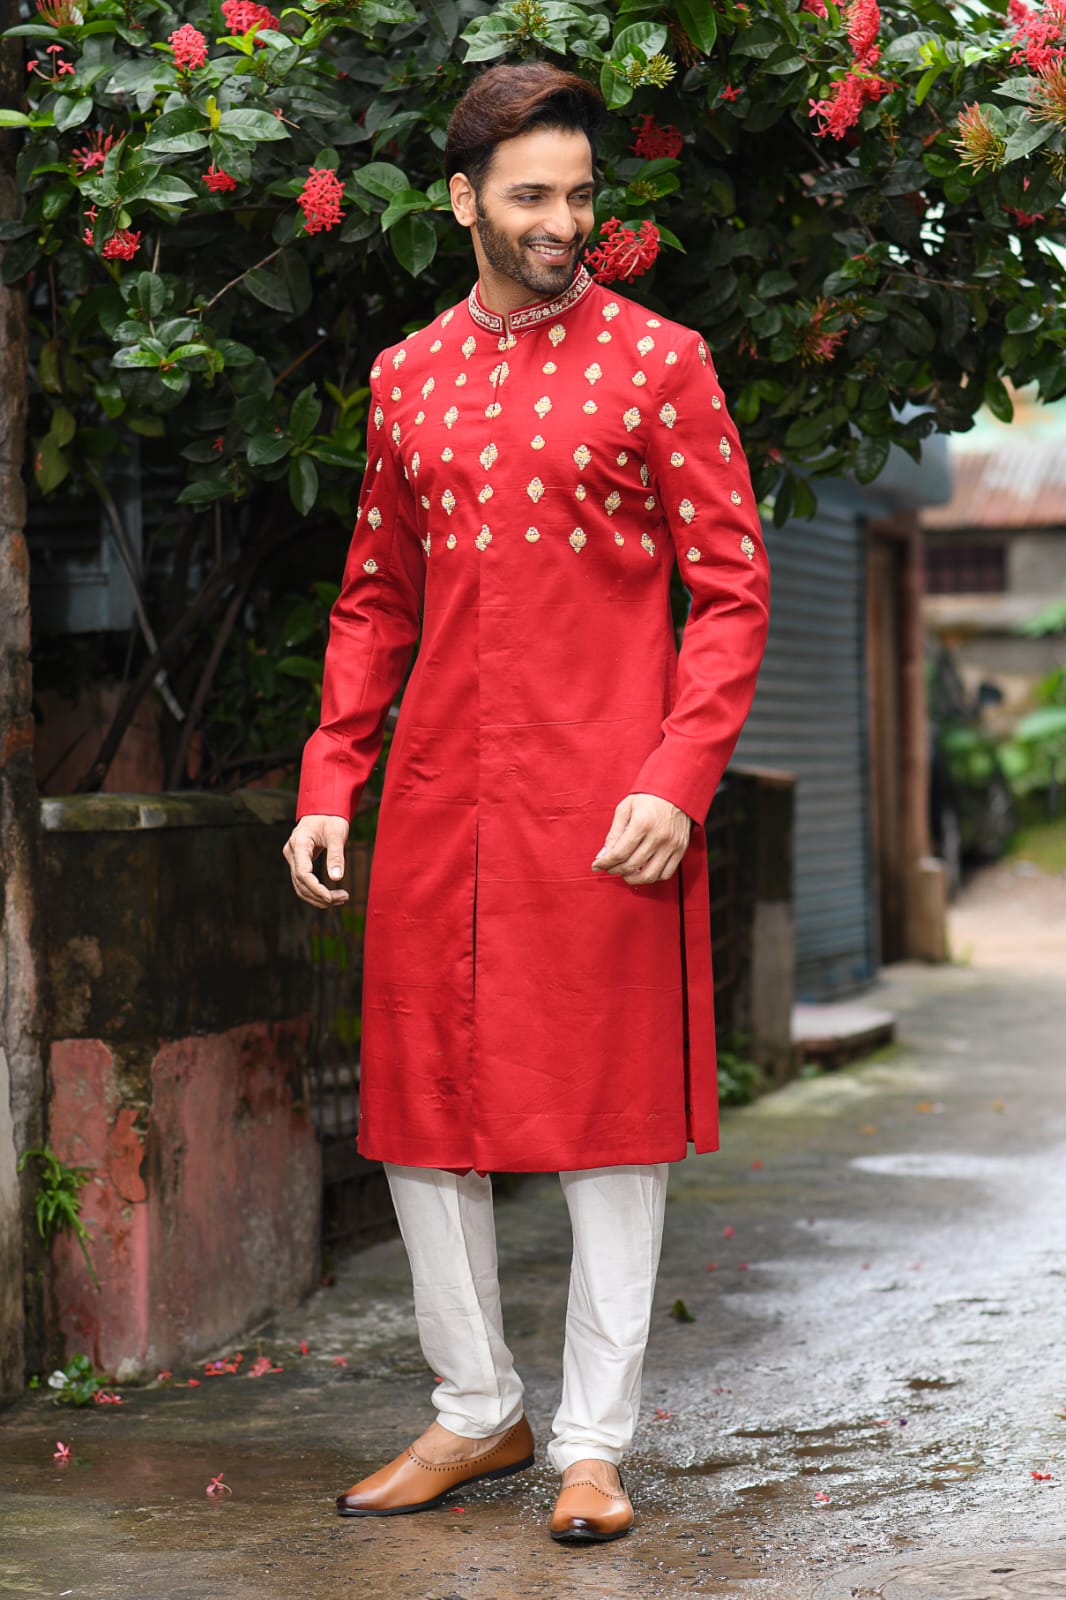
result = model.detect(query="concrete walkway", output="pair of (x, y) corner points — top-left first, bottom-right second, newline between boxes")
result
(3, 957), (1066, 1599)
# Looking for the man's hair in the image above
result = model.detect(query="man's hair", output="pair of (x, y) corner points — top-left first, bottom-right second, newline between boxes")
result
(444, 61), (606, 188)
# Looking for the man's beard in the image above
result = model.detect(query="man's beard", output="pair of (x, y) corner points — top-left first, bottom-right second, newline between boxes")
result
(474, 205), (587, 299)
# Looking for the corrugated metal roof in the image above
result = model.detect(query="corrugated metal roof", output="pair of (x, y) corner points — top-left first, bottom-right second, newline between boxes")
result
(921, 442), (1066, 531)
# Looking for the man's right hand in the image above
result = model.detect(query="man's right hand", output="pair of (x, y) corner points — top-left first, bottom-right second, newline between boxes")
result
(284, 814), (350, 908)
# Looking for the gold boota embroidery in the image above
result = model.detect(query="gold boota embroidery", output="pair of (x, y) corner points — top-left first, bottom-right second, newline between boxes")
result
(367, 506), (382, 529)
(741, 535), (756, 560)
(489, 362), (510, 386)
(411, 451), (421, 477)
(640, 464), (650, 487)
(446, 533), (457, 549)
(698, 341), (709, 365)
(525, 527), (540, 542)
(731, 489), (742, 505)
(623, 408), (641, 432)
(584, 363), (603, 384)
(430, 340), (442, 353)
(363, 558), (379, 574)
(641, 533), (656, 556)
(617, 451), (629, 466)
(637, 336), (655, 356)
(543, 361), (558, 375)
(391, 423), (401, 444)
(478, 485), (493, 504)
(679, 499), (696, 524)
(573, 444), (592, 469)
(605, 490), (622, 515)
(686, 547), (701, 563)
(597, 331), (612, 344)
(475, 526), (492, 551)
(719, 435), (732, 462)
(370, 364), (382, 379)
(441, 446), (454, 462)
(647, 318), (662, 328)
(420, 494), (430, 510)
(583, 401), (598, 414)
(441, 490), (456, 515)
(548, 325), (566, 347)
(421, 377), (435, 399)
(659, 403), (678, 429)
(462, 335), (476, 358)
(575, 484), (587, 502)
(527, 477), (545, 503)
(392, 349), (406, 369)
(480, 443), (498, 470)
(603, 303), (620, 321)
(614, 531), (625, 546)
(531, 434), (546, 450)
(569, 528), (587, 552)
(414, 411), (425, 425)
(711, 394), (722, 410)
(632, 371), (647, 387)
(534, 396), (552, 418)
(644, 496), (657, 511)
(441, 309), (454, 326)
(390, 385), (402, 401)
(485, 402), (502, 419)
(444, 407), (459, 428)
(421, 533), (431, 555)
(670, 451), (685, 468)
(455, 374), (467, 387)
(373, 405), (384, 428)
(665, 351), (679, 366)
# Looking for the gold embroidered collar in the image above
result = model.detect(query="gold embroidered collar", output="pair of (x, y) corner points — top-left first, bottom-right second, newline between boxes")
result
(467, 266), (594, 336)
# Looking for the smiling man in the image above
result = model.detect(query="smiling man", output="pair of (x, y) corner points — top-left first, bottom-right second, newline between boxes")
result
(284, 61), (769, 1545)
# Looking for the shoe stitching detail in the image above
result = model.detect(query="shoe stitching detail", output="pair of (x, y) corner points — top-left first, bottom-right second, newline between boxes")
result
(557, 1480), (627, 1499)
(408, 1422), (527, 1473)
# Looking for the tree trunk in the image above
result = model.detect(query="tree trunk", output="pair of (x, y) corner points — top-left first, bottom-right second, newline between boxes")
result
(0, 4), (47, 1400)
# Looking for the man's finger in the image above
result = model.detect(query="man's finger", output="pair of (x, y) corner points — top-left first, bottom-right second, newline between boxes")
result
(594, 798), (632, 863)
(593, 813), (646, 871)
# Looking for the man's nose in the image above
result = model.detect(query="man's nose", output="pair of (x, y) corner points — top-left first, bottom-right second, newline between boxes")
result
(544, 200), (577, 240)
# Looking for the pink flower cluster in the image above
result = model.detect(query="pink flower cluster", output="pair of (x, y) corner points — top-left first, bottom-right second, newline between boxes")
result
(809, 0), (892, 139)
(298, 167), (345, 235)
(1009, 0), (1066, 71)
(168, 23), (207, 70)
(202, 164), (238, 193)
(800, 0), (828, 17)
(222, 0), (280, 34)
(585, 217), (661, 285)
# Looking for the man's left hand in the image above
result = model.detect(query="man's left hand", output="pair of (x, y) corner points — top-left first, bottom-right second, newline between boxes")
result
(591, 793), (693, 886)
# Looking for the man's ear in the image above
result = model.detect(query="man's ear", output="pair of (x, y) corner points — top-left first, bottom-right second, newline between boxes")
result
(449, 171), (477, 229)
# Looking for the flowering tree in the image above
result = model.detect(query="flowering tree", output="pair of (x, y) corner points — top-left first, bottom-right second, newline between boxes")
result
(3, 0), (1066, 787)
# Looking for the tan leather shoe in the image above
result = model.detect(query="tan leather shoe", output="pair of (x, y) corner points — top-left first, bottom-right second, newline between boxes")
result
(549, 1474), (634, 1544)
(336, 1417), (535, 1517)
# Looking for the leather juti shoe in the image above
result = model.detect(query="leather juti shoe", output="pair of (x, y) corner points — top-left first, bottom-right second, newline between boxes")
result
(549, 1473), (634, 1544)
(336, 1417), (535, 1517)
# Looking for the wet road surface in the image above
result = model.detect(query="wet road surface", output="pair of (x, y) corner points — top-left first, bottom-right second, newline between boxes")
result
(3, 960), (1066, 1599)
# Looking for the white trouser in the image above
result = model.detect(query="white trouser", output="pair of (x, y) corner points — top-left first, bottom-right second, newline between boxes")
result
(384, 1162), (669, 1473)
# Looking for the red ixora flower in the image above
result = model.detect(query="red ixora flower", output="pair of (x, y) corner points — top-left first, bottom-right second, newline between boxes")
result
(1009, 0), (1066, 71)
(298, 166), (345, 235)
(585, 217), (661, 285)
(809, 68), (891, 138)
(101, 228), (142, 261)
(70, 129), (114, 173)
(846, 0), (882, 66)
(206, 1471), (232, 1497)
(202, 164), (238, 193)
(1005, 175), (1046, 226)
(221, 0), (280, 36)
(36, 0), (78, 24)
(798, 297), (850, 364)
(53, 1441), (72, 1461)
(630, 114), (683, 161)
(800, 0), (828, 15)
(168, 23), (207, 71)
(718, 83), (742, 102)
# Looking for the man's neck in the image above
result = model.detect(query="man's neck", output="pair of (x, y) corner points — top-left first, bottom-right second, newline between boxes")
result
(475, 262), (572, 317)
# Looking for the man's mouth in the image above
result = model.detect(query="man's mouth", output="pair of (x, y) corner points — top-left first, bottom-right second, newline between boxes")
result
(526, 240), (576, 264)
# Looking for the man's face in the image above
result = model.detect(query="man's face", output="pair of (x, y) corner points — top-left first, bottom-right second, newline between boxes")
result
(465, 127), (596, 299)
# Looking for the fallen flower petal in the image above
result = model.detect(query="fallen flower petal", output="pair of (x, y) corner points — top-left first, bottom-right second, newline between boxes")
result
(705, 1262), (718, 1271)
(186, 1378), (201, 1387)
(93, 1391), (123, 1405)
(1033, 1470), (1053, 1481)
(653, 1407), (673, 1421)
(751, 1159), (763, 1170)
(332, 1356), (348, 1368)
(206, 1471), (232, 1497)
(157, 1370), (172, 1381)
(722, 1226), (734, 1237)
(299, 1341), (309, 1356)
(54, 1441), (71, 1461)
(248, 1355), (281, 1377)
(814, 1489), (832, 1503)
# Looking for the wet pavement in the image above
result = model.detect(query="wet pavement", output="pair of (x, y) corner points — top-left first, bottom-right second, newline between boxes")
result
(3, 958), (1066, 1599)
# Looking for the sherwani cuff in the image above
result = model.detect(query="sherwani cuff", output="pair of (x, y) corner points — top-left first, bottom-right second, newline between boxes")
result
(630, 739), (723, 827)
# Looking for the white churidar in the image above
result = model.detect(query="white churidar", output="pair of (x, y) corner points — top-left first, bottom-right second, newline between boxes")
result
(383, 1162), (669, 1472)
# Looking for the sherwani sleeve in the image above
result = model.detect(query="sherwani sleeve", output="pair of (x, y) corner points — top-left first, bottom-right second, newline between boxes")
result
(295, 361), (425, 822)
(629, 332), (770, 823)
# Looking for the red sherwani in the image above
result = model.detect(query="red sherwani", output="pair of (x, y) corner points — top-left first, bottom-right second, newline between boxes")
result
(297, 266), (769, 1173)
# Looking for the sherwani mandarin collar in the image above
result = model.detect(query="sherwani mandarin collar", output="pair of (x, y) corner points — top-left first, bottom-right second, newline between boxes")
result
(466, 265), (596, 339)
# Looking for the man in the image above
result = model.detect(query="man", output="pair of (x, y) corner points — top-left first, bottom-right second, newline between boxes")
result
(285, 60), (770, 1544)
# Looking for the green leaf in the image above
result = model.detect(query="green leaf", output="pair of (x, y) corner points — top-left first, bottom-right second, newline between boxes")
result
(673, 0), (716, 54)
(53, 96), (94, 134)
(380, 187), (431, 231)
(612, 21), (667, 59)
(852, 434), (891, 485)
(276, 653), (322, 681)
(34, 435), (68, 494)
(289, 454), (318, 516)
(176, 477), (231, 505)
(247, 431), (292, 465)
(983, 374), (1014, 423)
(50, 405), (76, 448)
(127, 173), (198, 205)
(600, 60), (634, 110)
(217, 108), (290, 143)
(143, 105), (210, 154)
(1003, 117), (1053, 161)
(136, 271), (167, 318)
(242, 267), (293, 313)
(389, 212), (437, 278)
(0, 110), (32, 129)
(351, 161), (409, 200)
(290, 383), (322, 443)
(111, 347), (164, 368)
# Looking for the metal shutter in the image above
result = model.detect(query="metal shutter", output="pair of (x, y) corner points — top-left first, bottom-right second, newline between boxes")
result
(732, 498), (875, 999)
